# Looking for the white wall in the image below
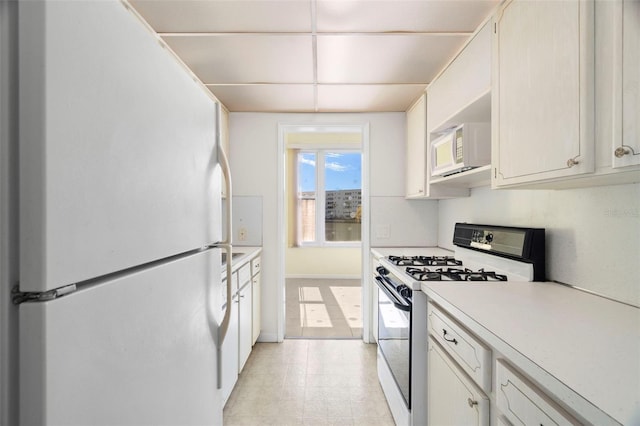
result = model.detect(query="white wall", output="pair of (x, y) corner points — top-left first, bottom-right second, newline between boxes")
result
(230, 112), (439, 341)
(286, 247), (361, 277)
(439, 183), (640, 306)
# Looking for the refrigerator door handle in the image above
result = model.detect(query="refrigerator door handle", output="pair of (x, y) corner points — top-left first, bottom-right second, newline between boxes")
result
(215, 102), (233, 389)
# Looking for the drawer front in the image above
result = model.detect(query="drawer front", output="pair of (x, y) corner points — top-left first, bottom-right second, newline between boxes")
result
(251, 256), (261, 277)
(428, 303), (492, 392)
(496, 360), (580, 426)
(238, 263), (251, 288)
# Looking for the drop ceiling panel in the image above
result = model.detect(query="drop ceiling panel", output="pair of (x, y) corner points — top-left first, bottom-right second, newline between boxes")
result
(316, 0), (498, 32)
(207, 85), (315, 112)
(162, 35), (314, 84)
(129, 0), (312, 33)
(317, 34), (469, 84)
(317, 85), (427, 112)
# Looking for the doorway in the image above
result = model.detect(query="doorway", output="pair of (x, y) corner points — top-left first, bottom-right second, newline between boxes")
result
(277, 124), (370, 341)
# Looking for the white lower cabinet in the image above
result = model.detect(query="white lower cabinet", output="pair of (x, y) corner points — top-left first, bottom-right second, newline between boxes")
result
(221, 290), (239, 405)
(251, 272), (261, 345)
(251, 255), (261, 345)
(221, 249), (262, 406)
(495, 360), (580, 426)
(238, 279), (252, 372)
(428, 339), (490, 426)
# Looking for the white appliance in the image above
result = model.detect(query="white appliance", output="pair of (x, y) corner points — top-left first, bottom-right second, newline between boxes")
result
(13, 1), (233, 424)
(431, 123), (491, 177)
(376, 224), (545, 426)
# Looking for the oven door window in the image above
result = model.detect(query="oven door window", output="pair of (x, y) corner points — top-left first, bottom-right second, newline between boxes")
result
(378, 286), (411, 408)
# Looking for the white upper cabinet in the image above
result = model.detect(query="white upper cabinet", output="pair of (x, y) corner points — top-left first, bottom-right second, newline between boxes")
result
(492, 0), (595, 187)
(427, 21), (491, 135)
(411, 20), (492, 198)
(405, 94), (427, 198)
(612, 0), (640, 169)
(493, 0), (640, 189)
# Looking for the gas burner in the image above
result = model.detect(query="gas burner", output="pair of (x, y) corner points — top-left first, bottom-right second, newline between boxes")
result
(465, 270), (508, 282)
(405, 267), (508, 282)
(405, 267), (443, 281)
(388, 255), (462, 267)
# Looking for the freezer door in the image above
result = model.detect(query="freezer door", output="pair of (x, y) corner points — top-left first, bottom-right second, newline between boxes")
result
(19, 0), (222, 293)
(20, 249), (223, 426)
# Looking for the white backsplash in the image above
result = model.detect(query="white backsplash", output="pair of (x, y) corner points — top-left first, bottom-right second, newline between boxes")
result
(370, 196), (438, 247)
(222, 196), (263, 247)
(438, 183), (640, 307)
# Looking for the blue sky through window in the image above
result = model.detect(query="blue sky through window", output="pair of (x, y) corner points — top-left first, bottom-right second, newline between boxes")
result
(299, 152), (361, 192)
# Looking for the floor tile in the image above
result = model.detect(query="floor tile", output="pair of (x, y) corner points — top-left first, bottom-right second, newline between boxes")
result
(285, 278), (362, 339)
(223, 340), (393, 426)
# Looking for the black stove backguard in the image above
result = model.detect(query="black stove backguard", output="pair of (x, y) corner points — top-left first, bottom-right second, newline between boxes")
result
(453, 223), (546, 281)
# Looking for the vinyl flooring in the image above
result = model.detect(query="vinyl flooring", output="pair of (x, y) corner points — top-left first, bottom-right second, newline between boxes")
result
(285, 278), (362, 339)
(223, 339), (395, 426)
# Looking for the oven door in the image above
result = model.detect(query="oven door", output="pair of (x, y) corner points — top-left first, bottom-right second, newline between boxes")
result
(375, 276), (411, 408)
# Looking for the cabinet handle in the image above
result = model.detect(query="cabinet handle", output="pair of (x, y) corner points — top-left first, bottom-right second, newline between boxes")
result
(615, 147), (631, 158)
(442, 329), (458, 345)
(566, 158), (579, 168)
(467, 398), (478, 408)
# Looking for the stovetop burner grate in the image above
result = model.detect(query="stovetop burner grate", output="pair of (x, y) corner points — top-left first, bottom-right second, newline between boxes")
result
(388, 255), (462, 267)
(405, 267), (507, 282)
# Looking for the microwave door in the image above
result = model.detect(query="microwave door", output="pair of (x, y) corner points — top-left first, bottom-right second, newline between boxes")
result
(431, 132), (456, 176)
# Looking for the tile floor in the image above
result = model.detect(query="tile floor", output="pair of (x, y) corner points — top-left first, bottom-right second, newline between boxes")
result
(223, 339), (395, 426)
(286, 279), (362, 339)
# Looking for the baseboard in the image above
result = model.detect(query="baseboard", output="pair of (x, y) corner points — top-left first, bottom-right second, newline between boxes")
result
(256, 332), (278, 343)
(285, 274), (362, 280)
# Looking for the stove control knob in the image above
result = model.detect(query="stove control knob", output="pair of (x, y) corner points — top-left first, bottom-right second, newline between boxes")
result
(485, 233), (493, 243)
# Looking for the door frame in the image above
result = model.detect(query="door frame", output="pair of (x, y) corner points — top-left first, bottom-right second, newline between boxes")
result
(276, 123), (371, 342)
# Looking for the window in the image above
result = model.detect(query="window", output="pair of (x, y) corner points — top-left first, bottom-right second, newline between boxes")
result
(297, 150), (362, 245)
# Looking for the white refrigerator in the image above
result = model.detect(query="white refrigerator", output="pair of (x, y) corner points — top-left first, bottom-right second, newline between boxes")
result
(15, 0), (231, 424)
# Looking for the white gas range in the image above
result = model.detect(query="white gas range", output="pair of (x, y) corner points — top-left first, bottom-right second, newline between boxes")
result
(373, 223), (546, 426)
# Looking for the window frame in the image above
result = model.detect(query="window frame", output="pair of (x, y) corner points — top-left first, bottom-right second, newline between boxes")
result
(296, 148), (362, 248)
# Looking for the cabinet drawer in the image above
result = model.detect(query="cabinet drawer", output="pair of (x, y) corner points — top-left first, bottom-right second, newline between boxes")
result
(238, 263), (251, 288)
(251, 256), (261, 277)
(428, 303), (491, 392)
(496, 360), (580, 426)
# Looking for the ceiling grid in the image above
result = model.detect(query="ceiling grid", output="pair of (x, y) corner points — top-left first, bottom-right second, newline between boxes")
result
(128, 0), (498, 112)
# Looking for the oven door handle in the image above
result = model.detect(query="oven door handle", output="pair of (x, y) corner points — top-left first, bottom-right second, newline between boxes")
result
(375, 276), (411, 312)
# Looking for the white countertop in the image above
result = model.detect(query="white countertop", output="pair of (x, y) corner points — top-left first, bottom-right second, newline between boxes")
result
(222, 246), (261, 275)
(421, 280), (640, 425)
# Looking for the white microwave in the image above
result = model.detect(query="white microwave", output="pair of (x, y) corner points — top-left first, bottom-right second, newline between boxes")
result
(430, 123), (491, 177)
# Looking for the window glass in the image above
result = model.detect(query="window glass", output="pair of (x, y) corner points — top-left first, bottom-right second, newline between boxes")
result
(297, 150), (361, 245)
(298, 152), (316, 243)
(324, 152), (361, 242)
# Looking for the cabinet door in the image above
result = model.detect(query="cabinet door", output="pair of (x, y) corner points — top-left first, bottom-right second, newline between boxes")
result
(428, 340), (490, 426)
(238, 282), (253, 372)
(427, 21), (491, 133)
(406, 94), (427, 198)
(493, 0), (595, 187)
(221, 294), (239, 405)
(251, 273), (261, 345)
(617, 0), (640, 167)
